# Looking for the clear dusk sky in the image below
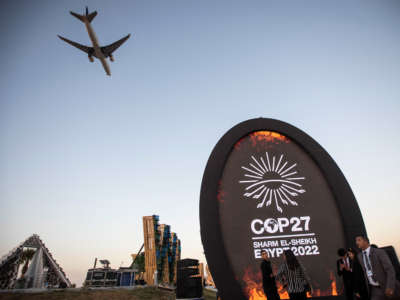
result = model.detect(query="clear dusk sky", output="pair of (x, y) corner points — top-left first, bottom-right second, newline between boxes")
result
(1, 0), (399, 286)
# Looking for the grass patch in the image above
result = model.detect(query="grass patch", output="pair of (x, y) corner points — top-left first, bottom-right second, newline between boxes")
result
(0, 287), (174, 300)
(203, 288), (217, 300)
(0, 287), (217, 300)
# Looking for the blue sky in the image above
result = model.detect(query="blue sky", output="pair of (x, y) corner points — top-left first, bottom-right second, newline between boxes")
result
(1, 0), (399, 286)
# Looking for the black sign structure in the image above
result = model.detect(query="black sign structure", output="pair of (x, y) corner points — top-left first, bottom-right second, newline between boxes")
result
(200, 118), (367, 300)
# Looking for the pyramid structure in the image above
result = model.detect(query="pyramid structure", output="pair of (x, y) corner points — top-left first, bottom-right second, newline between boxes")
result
(0, 234), (71, 289)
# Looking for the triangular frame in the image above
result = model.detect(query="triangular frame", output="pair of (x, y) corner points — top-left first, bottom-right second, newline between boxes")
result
(0, 234), (71, 289)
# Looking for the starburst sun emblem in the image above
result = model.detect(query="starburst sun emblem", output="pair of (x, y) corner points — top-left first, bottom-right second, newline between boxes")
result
(239, 153), (306, 213)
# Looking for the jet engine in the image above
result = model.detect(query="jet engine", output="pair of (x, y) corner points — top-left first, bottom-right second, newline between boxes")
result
(88, 56), (94, 62)
(109, 54), (114, 62)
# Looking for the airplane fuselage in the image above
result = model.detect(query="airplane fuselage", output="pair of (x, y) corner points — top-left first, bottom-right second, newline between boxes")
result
(83, 20), (111, 76)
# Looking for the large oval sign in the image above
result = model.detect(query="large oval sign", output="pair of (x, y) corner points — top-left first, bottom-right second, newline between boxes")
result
(200, 118), (366, 300)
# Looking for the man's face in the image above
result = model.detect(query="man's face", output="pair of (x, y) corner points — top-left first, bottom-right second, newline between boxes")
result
(261, 252), (268, 260)
(356, 236), (368, 250)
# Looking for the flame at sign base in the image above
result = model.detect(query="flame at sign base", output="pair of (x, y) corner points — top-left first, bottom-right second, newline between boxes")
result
(242, 267), (338, 300)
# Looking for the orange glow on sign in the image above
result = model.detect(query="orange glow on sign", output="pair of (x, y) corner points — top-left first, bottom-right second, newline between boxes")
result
(251, 131), (288, 143)
(243, 266), (289, 300)
(235, 131), (289, 150)
(242, 267), (339, 300)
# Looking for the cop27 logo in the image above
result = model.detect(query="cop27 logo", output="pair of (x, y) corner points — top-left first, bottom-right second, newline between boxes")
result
(239, 153), (306, 213)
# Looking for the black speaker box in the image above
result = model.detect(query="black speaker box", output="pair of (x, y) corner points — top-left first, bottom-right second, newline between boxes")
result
(176, 283), (186, 298)
(184, 285), (203, 298)
(177, 259), (199, 268)
(177, 267), (199, 279)
(184, 277), (202, 288)
(176, 277), (202, 298)
(176, 258), (202, 298)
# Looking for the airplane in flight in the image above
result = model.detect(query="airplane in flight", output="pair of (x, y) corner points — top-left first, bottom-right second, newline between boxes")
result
(58, 7), (130, 76)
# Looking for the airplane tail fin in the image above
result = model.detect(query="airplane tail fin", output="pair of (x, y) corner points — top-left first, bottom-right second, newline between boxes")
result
(86, 11), (97, 23)
(70, 10), (97, 23)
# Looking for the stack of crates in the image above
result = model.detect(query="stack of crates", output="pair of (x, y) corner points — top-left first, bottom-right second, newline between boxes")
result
(143, 215), (160, 285)
(158, 224), (171, 284)
(142, 216), (181, 286)
(169, 232), (178, 283)
(174, 239), (181, 283)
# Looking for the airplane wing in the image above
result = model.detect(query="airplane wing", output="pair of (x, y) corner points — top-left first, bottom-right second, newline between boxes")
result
(58, 35), (96, 57)
(101, 34), (131, 56)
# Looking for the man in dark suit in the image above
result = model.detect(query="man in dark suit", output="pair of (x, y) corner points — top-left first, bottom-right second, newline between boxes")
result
(355, 235), (400, 300)
(337, 248), (354, 300)
(261, 249), (280, 300)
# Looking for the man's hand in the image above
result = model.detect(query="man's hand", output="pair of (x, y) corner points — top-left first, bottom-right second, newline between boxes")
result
(385, 288), (394, 298)
(355, 293), (361, 298)
(339, 263), (345, 271)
